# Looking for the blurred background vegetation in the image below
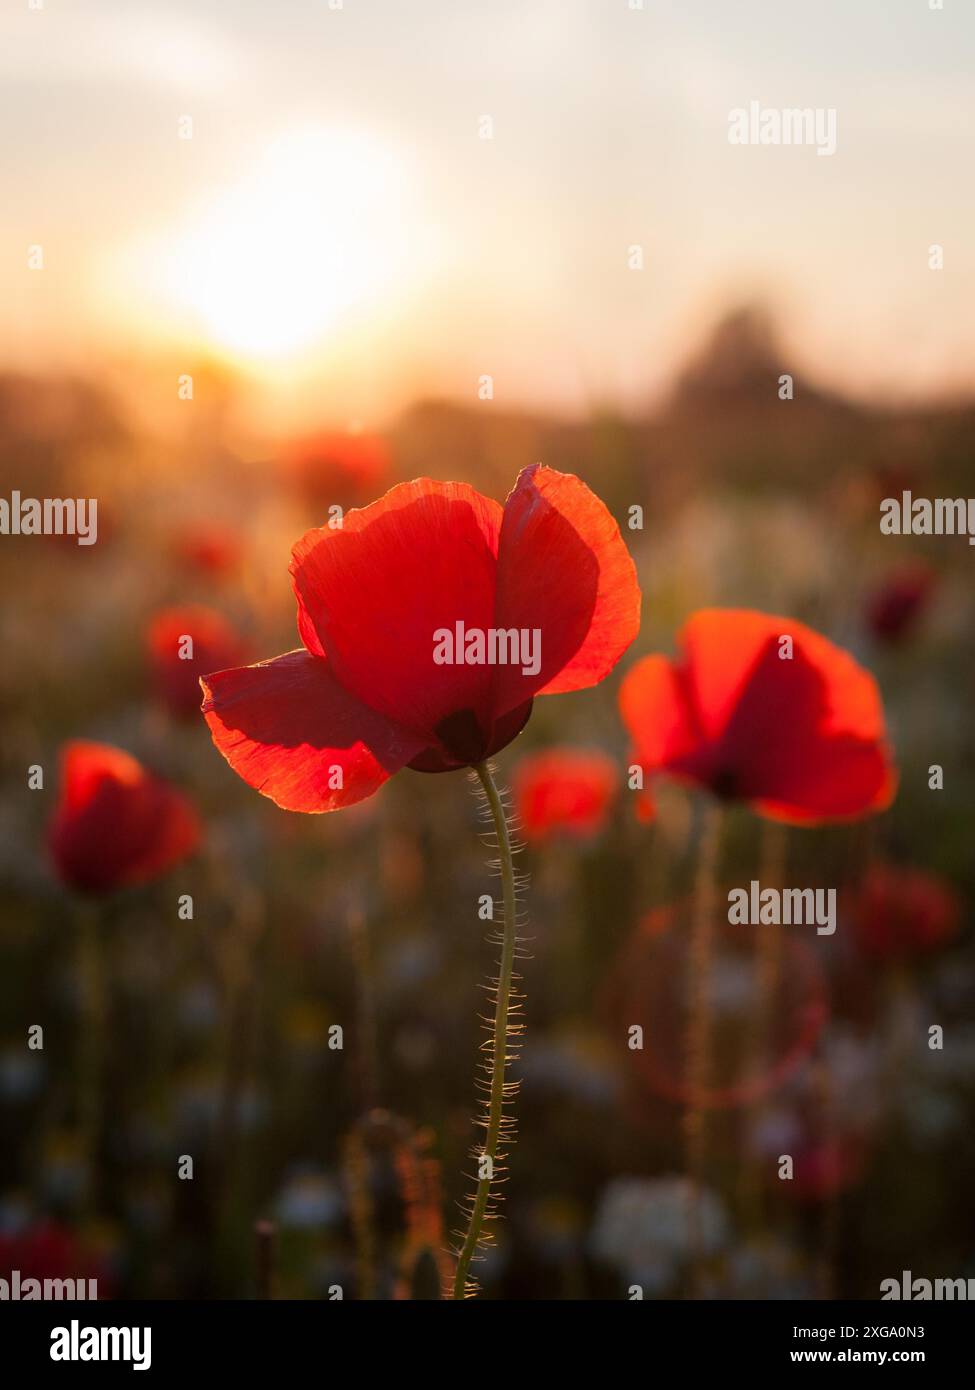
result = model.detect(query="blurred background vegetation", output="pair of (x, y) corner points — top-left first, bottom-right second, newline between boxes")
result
(1, 306), (973, 1298)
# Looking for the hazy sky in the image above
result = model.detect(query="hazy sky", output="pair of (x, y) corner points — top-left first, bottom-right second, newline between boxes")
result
(3, 0), (973, 422)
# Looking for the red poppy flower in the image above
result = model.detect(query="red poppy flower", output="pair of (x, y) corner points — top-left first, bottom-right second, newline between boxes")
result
(865, 561), (935, 644)
(147, 606), (247, 719)
(619, 609), (896, 824)
(281, 430), (391, 504)
(851, 863), (961, 961)
(48, 741), (200, 894)
(513, 748), (619, 842)
(201, 465), (640, 812)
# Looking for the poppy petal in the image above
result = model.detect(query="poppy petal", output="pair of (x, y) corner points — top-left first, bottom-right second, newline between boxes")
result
(751, 737), (896, 824)
(681, 610), (888, 747)
(201, 650), (425, 812)
(289, 480), (504, 760)
(493, 464), (640, 714)
(619, 654), (700, 769)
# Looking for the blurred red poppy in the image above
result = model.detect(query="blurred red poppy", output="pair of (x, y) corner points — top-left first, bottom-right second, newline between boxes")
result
(785, 1137), (866, 1202)
(281, 430), (391, 504)
(201, 466), (640, 812)
(173, 523), (244, 578)
(514, 748), (618, 842)
(147, 606), (247, 719)
(619, 609), (896, 824)
(48, 741), (200, 894)
(865, 561), (935, 644)
(851, 863), (961, 961)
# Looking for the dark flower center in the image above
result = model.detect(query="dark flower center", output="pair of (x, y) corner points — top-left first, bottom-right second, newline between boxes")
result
(710, 766), (741, 800)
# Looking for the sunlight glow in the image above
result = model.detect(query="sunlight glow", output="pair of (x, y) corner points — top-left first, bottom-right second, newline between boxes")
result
(146, 129), (411, 361)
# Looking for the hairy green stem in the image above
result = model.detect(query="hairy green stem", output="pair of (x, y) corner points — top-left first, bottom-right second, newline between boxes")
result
(452, 760), (520, 1299)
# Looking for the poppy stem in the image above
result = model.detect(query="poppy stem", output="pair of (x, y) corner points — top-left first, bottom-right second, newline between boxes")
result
(683, 798), (722, 1296)
(739, 819), (788, 1221)
(452, 759), (522, 1299)
(77, 900), (105, 1219)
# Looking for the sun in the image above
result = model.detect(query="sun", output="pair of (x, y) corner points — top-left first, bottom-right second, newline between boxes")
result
(137, 128), (411, 363)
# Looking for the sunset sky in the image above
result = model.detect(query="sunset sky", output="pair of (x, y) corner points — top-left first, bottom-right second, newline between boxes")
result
(3, 0), (974, 423)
